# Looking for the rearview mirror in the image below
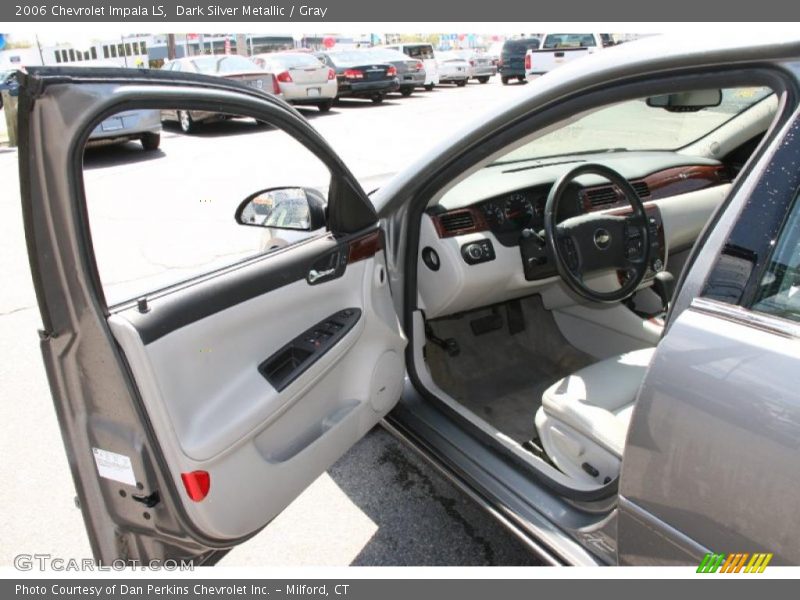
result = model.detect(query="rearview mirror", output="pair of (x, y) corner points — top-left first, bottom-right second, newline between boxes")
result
(235, 187), (327, 231)
(646, 89), (722, 112)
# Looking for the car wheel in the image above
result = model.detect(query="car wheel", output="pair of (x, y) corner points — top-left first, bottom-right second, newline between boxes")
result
(501, 76), (510, 85)
(178, 110), (195, 133)
(318, 100), (334, 112)
(477, 76), (490, 84)
(456, 80), (467, 87)
(371, 94), (384, 104)
(518, 76), (527, 84)
(400, 87), (414, 97)
(141, 133), (161, 151)
(424, 84), (434, 91)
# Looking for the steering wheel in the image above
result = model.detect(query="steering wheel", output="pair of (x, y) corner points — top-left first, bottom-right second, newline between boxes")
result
(544, 163), (650, 303)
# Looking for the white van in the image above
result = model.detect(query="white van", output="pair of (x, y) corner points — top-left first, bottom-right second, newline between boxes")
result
(382, 43), (440, 89)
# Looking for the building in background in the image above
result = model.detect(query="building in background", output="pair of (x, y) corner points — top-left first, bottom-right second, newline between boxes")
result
(2, 32), (648, 71)
(0, 35), (151, 69)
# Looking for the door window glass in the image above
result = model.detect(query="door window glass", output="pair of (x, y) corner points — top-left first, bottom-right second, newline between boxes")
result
(82, 105), (331, 306)
(751, 195), (800, 323)
(702, 116), (800, 308)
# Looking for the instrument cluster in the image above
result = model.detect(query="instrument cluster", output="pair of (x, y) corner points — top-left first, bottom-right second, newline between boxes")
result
(478, 189), (548, 244)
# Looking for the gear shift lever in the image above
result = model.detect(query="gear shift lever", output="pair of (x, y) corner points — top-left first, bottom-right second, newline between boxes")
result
(652, 271), (675, 313)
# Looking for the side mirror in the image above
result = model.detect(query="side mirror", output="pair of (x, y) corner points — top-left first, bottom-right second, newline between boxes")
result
(235, 187), (327, 231)
(646, 89), (722, 112)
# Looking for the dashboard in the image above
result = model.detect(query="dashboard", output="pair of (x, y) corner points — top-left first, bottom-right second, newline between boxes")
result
(418, 151), (733, 318)
(429, 158), (728, 243)
(429, 184), (555, 247)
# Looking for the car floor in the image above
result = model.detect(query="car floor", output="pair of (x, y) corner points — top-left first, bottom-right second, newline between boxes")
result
(424, 296), (594, 444)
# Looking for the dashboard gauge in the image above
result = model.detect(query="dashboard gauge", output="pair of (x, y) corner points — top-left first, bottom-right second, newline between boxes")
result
(503, 193), (535, 228)
(481, 201), (506, 226)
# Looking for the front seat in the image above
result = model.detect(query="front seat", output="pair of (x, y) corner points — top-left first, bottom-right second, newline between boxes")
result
(534, 347), (655, 484)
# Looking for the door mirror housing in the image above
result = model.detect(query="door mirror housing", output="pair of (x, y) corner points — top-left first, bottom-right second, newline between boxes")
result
(235, 187), (327, 231)
(646, 89), (723, 112)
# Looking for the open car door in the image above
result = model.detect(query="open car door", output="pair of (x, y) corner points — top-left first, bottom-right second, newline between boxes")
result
(20, 68), (406, 564)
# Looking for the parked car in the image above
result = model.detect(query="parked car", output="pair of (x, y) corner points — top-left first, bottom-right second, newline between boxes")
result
(435, 51), (470, 86)
(485, 41), (505, 67)
(161, 55), (281, 132)
(315, 50), (399, 103)
(361, 48), (426, 96)
(381, 43), (440, 90)
(0, 69), (21, 109)
(18, 35), (800, 566)
(252, 52), (337, 112)
(446, 49), (497, 83)
(499, 36), (541, 84)
(88, 109), (162, 151)
(525, 33), (614, 78)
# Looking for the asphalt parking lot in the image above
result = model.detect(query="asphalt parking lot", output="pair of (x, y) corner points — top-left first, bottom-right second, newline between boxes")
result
(0, 78), (543, 567)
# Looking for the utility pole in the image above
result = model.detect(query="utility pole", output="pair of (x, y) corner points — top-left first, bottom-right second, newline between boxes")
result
(236, 33), (248, 56)
(167, 33), (177, 60)
(35, 34), (45, 65)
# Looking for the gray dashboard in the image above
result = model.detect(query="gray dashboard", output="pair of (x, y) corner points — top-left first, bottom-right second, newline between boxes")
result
(418, 150), (731, 319)
(437, 150), (722, 210)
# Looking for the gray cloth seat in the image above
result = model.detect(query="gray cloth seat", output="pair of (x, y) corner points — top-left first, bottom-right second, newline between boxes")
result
(534, 347), (655, 483)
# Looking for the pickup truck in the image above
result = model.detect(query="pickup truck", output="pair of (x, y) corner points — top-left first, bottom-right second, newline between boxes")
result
(525, 33), (614, 79)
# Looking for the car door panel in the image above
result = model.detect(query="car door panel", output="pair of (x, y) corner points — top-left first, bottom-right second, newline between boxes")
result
(109, 238), (405, 539)
(20, 68), (406, 559)
(619, 305), (800, 564)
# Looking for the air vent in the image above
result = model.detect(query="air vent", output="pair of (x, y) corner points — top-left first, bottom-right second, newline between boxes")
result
(439, 211), (475, 233)
(632, 181), (650, 198)
(585, 180), (651, 208)
(585, 186), (620, 208)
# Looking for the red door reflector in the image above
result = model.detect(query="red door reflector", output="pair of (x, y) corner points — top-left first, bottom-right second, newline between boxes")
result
(181, 471), (210, 502)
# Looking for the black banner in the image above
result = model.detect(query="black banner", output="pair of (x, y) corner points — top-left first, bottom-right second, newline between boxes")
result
(2, 0), (800, 22)
(5, 579), (800, 600)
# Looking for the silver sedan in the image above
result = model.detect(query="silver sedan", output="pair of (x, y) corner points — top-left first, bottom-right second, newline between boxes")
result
(253, 52), (338, 112)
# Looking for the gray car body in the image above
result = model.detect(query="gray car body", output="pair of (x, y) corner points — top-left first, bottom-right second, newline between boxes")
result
(19, 35), (800, 566)
(88, 108), (161, 147)
(362, 49), (427, 93)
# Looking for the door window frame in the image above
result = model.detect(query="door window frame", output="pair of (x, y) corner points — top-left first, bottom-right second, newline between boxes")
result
(391, 66), (798, 504)
(693, 106), (800, 338)
(61, 77), (375, 314)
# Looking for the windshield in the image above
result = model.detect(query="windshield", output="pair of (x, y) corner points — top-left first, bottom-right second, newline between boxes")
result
(326, 51), (384, 67)
(402, 45), (434, 60)
(494, 87), (774, 165)
(450, 50), (475, 59)
(503, 38), (540, 54)
(190, 55), (260, 74)
(367, 49), (410, 62)
(268, 53), (324, 69)
(542, 34), (597, 49)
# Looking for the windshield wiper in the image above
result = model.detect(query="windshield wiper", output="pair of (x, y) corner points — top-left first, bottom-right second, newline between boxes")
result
(490, 147), (630, 167)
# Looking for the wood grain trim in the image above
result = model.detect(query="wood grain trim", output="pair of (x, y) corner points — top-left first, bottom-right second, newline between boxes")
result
(430, 207), (489, 238)
(643, 165), (730, 199)
(581, 164), (730, 211)
(348, 229), (382, 263)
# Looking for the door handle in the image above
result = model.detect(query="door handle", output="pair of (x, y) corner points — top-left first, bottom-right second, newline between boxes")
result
(308, 268), (336, 283)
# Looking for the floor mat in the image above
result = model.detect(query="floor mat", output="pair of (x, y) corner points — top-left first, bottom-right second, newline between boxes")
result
(424, 296), (593, 444)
